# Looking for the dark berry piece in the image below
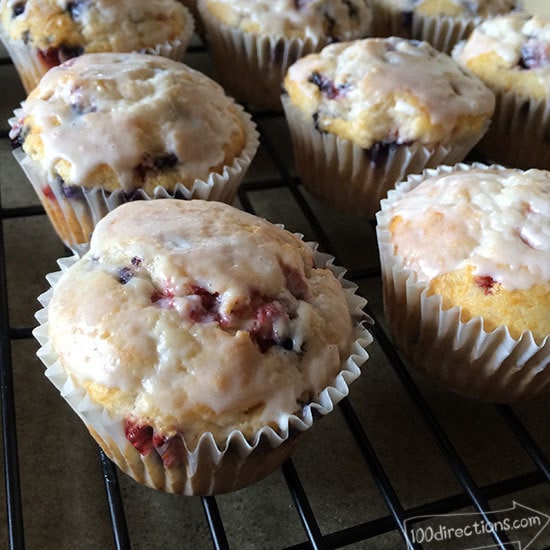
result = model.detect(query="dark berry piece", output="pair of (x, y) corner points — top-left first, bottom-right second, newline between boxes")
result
(131, 256), (142, 267)
(69, 87), (96, 115)
(153, 153), (178, 170)
(61, 184), (83, 199)
(118, 267), (134, 285)
(309, 72), (333, 95)
(66, 0), (87, 20)
(124, 418), (154, 456)
(38, 44), (83, 69)
(134, 153), (179, 181)
(12, 1), (26, 17)
(250, 301), (289, 353)
(294, 0), (310, 9)
(282, 338), (294, 351)
(519, 38), (550, 70)
(152, 432), (167, 448)
(71, 102), (96, 115)
(191, 286), (219, 312)
(53, 173), (83, 199)
(38, 47), (59, 68)
(151, 287), (174, 304)
(59, 44), (84, 62)
(125, 418), (183, 467)
(308, 71), (350, 99)
(9, 123), (29, 150)
(188, 285), (221, 323)
(474, 275), (496, 295)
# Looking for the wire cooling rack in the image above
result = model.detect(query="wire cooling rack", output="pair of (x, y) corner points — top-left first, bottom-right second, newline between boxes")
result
(0, 40), (549, 550)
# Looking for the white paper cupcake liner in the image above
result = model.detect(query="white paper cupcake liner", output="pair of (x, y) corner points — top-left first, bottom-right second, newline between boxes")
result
(33, 247), (373, 495)
(198, 0), (322, 111)
(282, 96), (488, 218)
(474, 90), (550, 170)
(0, 24), (45, 94)
(411, 13), (476, 54)
(369, 1), (476, 54)
(10, 105), (259, 249)
(0, 7), (194, 95)
(376, 163), (550, 403)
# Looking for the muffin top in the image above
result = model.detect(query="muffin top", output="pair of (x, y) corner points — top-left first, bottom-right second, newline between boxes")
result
(378, 0), (520, 18)
(0, 0), (190, 56)
(47, 200), (356, 447)
(384, 167), (550, 340)
(453, 13), (550, 100)
(283, 37), (495, 149)
(200, 0), (372, 42)
(10, 52), (248, 194)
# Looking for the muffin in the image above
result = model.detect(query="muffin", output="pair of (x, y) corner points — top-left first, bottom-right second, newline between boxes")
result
(282, 37), (495, 217)
(453, 12), (550, 169)
(376, 163), (550, 402)
(33, 199), (372, 495)
(197, 0), (372, 111)
(370, 0), (522, 53)
(9, 52), (259, 248)
(0, 0), (195, 93)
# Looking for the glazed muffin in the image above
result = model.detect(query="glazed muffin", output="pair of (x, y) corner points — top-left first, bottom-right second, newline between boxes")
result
(0, 0), (194, 93)
(197, 0), (372, 111)
(453, 12), (550, 168)
(376, 163), (550, 402)
(282, 37), (495, 216)
(370, 0), (522, 53)
(34, 199), (371, 495)
(9, 52), (259, 248)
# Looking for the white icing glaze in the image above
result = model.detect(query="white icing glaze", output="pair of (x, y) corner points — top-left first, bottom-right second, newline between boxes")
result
(77, 0), (187, 50)
(203, 0), (371, 41)
(48, 200), (354, 435)
(454, 13), (550, 73)
(387, 168), (550, 289)
(17, 53), (242, 191)
(285, 38), (495, 147)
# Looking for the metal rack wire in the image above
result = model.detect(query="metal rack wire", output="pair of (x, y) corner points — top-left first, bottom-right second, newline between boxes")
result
(1, 42), (549, 550)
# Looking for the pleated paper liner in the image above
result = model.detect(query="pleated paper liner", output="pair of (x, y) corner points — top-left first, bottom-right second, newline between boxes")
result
(473, 89), (550, 170)
(33, 246), (372, 495)
(198, 0), (325, 111)
(375, 163), (550, 403)
(282, 96), (490, 218)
